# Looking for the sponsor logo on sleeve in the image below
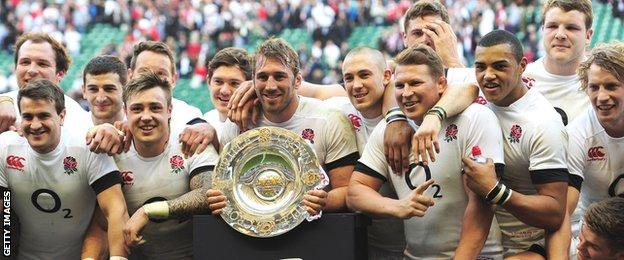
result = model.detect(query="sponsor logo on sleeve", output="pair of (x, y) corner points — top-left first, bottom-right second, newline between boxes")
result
(6, 156), (25, 171)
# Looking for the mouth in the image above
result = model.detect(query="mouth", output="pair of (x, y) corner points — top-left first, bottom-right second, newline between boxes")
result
(138, 124), (157, 134)
(403, 101), (417, 109)
(27, 129), (47, 138)
(596, 104), (615, 111)
(217, 96), (230, 103)
(353, 92), (368, 100)
(552, 44), (570, 49)
(263, 92), (281, 101)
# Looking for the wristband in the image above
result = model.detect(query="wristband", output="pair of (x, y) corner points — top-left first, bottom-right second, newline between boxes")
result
(427, 106), (447, 121)
(110, 257), (129, 260)
(143, 201), (169, 220)
(385, 107), (407, 123)
(485, 182), (513, 205)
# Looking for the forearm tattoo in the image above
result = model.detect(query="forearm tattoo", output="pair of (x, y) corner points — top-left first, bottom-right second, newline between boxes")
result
(167, 171), (212, 219)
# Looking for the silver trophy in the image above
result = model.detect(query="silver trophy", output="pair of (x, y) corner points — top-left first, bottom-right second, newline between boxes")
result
(212, 127), (325, 237)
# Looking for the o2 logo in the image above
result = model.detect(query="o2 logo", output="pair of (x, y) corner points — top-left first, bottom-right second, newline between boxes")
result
(31, 189), (73, 218)
(404, 162), (442, 198)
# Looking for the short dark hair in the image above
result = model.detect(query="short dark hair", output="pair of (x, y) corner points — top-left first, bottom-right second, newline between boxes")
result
(17, 78), (65, 114)
(394, 44), (444, 80)
(254, 38), (300, 76)
(14, 32), (71, 74)
(208, 47), (252, 80)
(129, 41), (176, 75)
(83, 55), (128, 86)
(403, 0), (450, 33)
(542, 0), (593, 30)
(123, 69), (172, 107)
(584, 197), (624, 253)
(477, 30), (524, 62)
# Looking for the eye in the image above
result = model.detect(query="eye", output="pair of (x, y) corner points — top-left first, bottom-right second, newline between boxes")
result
(494, 64), (507, 70)
(256, 74), (268, 81)
(343, 75), (353, 82)
(230, 81), (241, 88)
(274, 74), (285, 81)
(394, 82), (405, 89)
(213, 79), (223, 85)
(130, 106), (142, 113)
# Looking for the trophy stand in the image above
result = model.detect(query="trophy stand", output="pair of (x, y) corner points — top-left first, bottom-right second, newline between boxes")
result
(194, 213), (370, 259)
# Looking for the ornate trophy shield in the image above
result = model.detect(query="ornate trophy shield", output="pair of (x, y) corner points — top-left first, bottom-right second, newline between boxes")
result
(212, 127), (326, 237)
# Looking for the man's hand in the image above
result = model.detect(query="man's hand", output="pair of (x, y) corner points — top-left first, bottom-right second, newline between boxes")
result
(114, 121), (133, 153)
(0, 100), (17, 133)
(413, 114), (442, 165)
(179, 123), (218, 158)
(303, 189), (328, 216)
(461, 157), (498, 197)
(86, 123), (125, 155)
(123, 207), (150, 247)
(206, 189), (227, 215)
(392, 179), (435, 219)
(422, 20), (463, 68)
(227, 81), (259, 131)
(384, 120), (414, 174)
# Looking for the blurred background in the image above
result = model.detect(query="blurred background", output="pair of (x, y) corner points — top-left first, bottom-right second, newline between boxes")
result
(0, 0), (623, 112)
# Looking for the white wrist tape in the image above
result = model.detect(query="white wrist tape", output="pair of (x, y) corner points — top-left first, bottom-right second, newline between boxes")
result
(143, 201), (169, 220)
(110, 256), (129, 260)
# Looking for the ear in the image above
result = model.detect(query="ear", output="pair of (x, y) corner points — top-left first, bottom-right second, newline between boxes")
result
(127, 68), (134, 79)
(294, 73), (302, 90)
(170, 72), (178, 88)
(56, 70), (66, 83)
(586, 28), (594, 43)
(59, 109), (66, 126)
(401, 31), (408, 47)
(437, 76), (448, 96)
(382, 68), (392, 87)
(519, 57), (528, 73)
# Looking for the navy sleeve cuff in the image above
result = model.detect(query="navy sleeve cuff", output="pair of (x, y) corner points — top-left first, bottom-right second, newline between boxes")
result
(529, 168), (569, 185)
(187, 117), (207, 125)
(354, 162), (387, 182)
(325, 152), (359, 172)
(568, 174), (583, 191)
(190, 165), (215, 178)
(91, 171), (123, 194)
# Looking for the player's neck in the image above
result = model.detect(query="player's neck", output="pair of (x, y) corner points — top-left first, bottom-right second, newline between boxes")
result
(135, 137), (169, 158)
(494, 84), (528, 107)
(543, 56), (582, 76)
(264, 96), (299, 123)
(359, 103), (383, 119)
(601, 118), (624, 138)
(92, 111), (124, 125)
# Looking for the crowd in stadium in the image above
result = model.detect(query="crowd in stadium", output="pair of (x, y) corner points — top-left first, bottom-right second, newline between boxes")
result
(1, 0), (597, 90)
(0, 0), (624, 259)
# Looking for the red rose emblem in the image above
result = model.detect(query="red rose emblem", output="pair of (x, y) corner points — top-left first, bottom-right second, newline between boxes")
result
(474, 96), (487, 105)
(444, 124), (458, 142)
(170, 155), (185, 174)
(347, 114), (362, 131)
(522, 77), (535, 89)
(120, 171), (134, 186)
(301, 128), (315, 144)
(63, 156), (78, 175)
(508, 124), (522, 143)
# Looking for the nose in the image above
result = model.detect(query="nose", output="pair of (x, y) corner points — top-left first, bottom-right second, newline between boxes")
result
(401, 84), (414, 98)
(555, 26), (567, 40)
(219, 84), (233, 96)
(95, 91), (108, 103)
(30, 117), (42, 129)
(353, 77), (364, 90)
(484, 67), (497, 81)
(596, 87), (610, 102)
(27, 63), (39, 75)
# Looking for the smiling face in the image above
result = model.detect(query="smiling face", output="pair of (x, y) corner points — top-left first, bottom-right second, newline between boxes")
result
(19, 97), (65, 154)
(586, 64), (624, 134)
(82, 73), (124, 123)
(208, 65), (247, 115)
(15, 41), (64, 89)
(253, 56), (300, 121)
(475, 44), (527, 107)
(542, 7), (592, 66)
(125, 87), (172, 146)
(342, 54), (389, 118)
(577, 224), (621, 260)
(394, 64), (445, 124)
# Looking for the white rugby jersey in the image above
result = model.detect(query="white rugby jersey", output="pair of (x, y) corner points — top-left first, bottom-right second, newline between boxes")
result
(567, 107), (624, 235)
(114, 132), (218, 259)
(487, 88), (569, 255)
(3, 90), (92, 134)
(220, 96), (359, 171)
(0, 129), (120, 260)
(203, 108), (228, 141)
(523, 57), (591, 123)
(171, 98), (203, 133)
(324, 96), (405, 253)
(357, 104), (505, 259)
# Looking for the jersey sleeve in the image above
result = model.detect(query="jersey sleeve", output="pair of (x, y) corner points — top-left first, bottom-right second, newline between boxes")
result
(566, 123), (586, 180)
(85, 151), (122, 194)
(322, 109), (360, 171)
(461, 105), (505, 165)
(0, 141), (7, 188)
(528, 119), (569, 183)
(356, 122), (390, 181)
(187, 145), (219, 178)
(217, 121), (240, 149)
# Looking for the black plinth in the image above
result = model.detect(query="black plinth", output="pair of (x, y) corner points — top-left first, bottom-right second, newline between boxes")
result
(193, 213), (370, 260)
